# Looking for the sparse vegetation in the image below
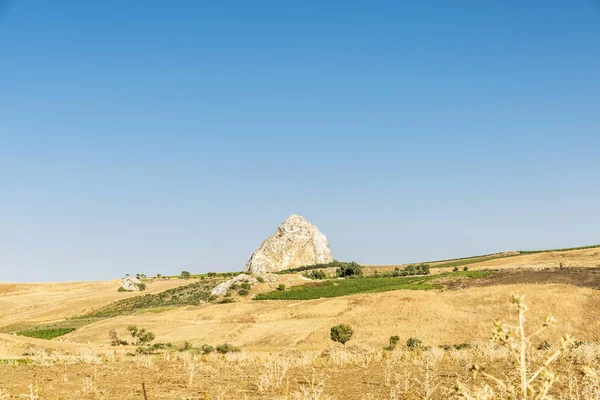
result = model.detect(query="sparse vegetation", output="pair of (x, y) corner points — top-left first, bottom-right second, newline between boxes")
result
(237, 288), (249, 296)
(303, 269), (327, 280)
(276, 260), (363, 274)
(216, 343), (240, 354)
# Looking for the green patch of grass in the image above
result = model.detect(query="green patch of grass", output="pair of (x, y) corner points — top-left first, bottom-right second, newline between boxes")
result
(16, 327), (76, 340)
(255, 270), (493, 301)
(254, 276), (441, 300)
(0, 358), (29, 365)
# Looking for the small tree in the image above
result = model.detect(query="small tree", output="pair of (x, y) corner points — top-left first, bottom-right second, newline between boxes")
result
(330, 324), (354, 345)
(336, 262), (363, 277)
(463, 266), (469, 271)
(181, 271), (191, 279)
(127, 325), (155, 346)
(277, 284), (286, 291)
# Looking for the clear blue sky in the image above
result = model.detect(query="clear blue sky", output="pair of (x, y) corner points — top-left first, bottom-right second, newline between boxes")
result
(1, 1), (599, 282)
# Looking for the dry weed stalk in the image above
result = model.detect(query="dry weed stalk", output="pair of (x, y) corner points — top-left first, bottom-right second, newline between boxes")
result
(256, 358), (290, 393)
(19, 384), (39, 400)
(290, 370), (332, 400)
(456, 294), (574, 400)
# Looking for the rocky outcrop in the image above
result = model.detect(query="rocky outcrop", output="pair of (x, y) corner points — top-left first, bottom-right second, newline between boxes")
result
(244, 214), (333, 274)
(210, 273), (256, 296)
(121, 275), (142, 291)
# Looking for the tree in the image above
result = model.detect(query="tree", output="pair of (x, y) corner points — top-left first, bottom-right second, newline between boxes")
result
(127, 325), (155, 345)
(336, 262), (363, 277)
(330, 324), (354, 345)
(181, 271), (191, 279)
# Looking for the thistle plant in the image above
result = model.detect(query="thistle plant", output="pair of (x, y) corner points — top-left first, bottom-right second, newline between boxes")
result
(456, 294), (574, 400)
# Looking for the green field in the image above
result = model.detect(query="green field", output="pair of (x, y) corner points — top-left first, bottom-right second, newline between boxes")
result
(255, 271), (490, 300)
(16, 327), (77, 340)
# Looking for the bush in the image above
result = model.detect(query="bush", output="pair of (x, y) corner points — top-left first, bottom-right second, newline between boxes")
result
(135, 282), (147, 291)
(109, 329), (128, 346)
(336, 262), (364, 278)
(277, 284), (286, 291)
(117, 287), (129, 292)
(201, 344), (214, 354)
(208, 294), (218, 302)
(216, 343), (240, 354)
(230, 283), (240, 290)
(463, 266), (469, 271)
(237, 288), (249, 296)
(181, 271), (191, 279)
(330, 324), (354, 345)
(240, 282), (252, 290)
(453, 267), (459, 272)
(384, 335), (400, 350)
(256, 276), (265, 283)
(207, 272), (217, 278)
(406, 337), (423, 350)
(127, 325), (155, 346)
(304, 270), (327, 280)
(219, 298), (235, 304)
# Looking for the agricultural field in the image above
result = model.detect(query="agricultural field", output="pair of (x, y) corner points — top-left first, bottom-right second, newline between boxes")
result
(1, 246), (600, 399)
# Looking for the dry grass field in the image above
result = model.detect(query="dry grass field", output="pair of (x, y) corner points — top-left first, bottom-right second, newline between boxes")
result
(2, 246), (600, 399)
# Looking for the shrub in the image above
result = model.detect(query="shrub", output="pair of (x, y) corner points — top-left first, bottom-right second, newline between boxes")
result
(208, 294), (218, 302)
(256, 276), (265, 283)
(385, 335), (400, 350)
(181, 271), (191, 279)
(453, 267), (459, 272)
(238, 288), (249, 296)
(463, 266), (469, 271)
(240, 282), (252, 290)
(109, 329), (128, 346)
(127, 325), (155, 345)
(277, 284), (286, 291)
(156, 274), (162, 278)
(207, 272), (217, 278)
(336, 262), (364, 277)
(216, 343), (240, 354)
(330, 324), (354, 345)
(305, 270), (327, 280)
(219, 298), (234, 304)
(406, 337), (423, 350)
(135, 282), (147, 291)
(230, 283), (240, 290)
(201, 344), (214, 354)
(117, 287), (129, 292)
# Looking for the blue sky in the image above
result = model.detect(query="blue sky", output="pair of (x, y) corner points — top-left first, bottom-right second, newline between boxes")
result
(1, 1), (599, 282)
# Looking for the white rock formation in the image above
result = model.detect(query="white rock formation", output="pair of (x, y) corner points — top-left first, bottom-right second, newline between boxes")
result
(210, 273), (256, 296)
(121, 275), (142, 291)
(244, 214), (333, 274)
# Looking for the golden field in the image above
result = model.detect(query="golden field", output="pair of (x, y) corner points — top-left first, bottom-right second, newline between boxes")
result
(1, 246), (600, 399)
